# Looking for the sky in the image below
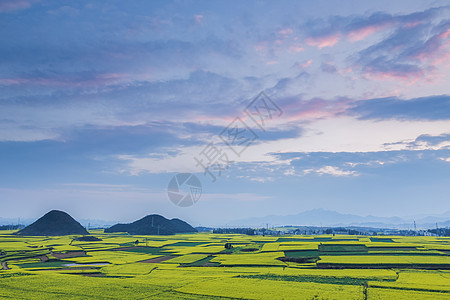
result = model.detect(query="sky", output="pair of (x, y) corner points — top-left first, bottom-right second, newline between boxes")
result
(0, 0), (449, 226)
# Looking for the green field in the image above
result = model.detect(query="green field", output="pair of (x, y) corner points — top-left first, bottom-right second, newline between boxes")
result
(1, 232), (450, 299)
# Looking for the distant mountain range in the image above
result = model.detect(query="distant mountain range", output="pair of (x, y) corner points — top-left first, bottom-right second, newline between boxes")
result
(230, 209), (450, 229)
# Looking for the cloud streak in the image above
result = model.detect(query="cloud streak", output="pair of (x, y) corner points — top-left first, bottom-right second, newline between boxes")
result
(349, 95), (450, 121)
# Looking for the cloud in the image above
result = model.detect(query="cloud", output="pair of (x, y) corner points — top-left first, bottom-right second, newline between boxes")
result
(248, 177), (274, 183)
(114, 114), (450, 178)
(414, 134), (450, 147)
(117, 149), (200, 175)
(301, 9), (435, 49)
(115, 137), (292, 176)
(0, 0), (31, 13)
(348, 95), (450, 121)
(194, 14), (203, 25)
(256, 116), (450, 153)
(303, 166), (358, 176)
(279, 96), (350, 122)
(268, 72), (311, 97)
(289, 6), (449, 81)
(404, 21), (450, 63)
(279, 28), (293, 36)
(306, 33), (341, 48)
(347, 24), (385, 42)
(383, 134), (450, 151)
(0, 70), (253, 142)
(62, 183), (132, 189)
(276, 149), (450, 179)
(351, 8), (450, 80)
(0, 14), (244, 88)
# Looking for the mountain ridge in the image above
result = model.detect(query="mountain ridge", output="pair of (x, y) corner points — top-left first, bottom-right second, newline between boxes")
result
(230, 208), (450, 228)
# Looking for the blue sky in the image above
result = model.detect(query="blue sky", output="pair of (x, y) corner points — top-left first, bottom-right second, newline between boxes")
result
(1, 0), (449, 226)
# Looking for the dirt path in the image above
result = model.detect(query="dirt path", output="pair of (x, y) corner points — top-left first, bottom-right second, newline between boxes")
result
(1, 261), (10, 270)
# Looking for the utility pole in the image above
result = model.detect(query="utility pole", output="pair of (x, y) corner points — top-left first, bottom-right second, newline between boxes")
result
(414, 221), (417, 235)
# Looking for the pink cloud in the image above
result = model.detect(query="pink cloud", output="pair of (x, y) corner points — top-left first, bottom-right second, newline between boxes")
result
(194, 14), (203, 25)
(282, 98), (351, 122)
(347, 26), (378, 42)
(347, 20), (398, 42)
(306, 33), (341, 49)
(292, 60), (312, 69)
(0, 0), (31, 13)
(401, 20), (423, 29)
(431, 50), (450, 66)
(301, 60), (312, 68)
(279, 28), (293, 35)
(289, 108), (339, 120)
(337, 67), (353, 76)
(362, 69), (425, 85)
(355, 26), (450, 84)
(410, 28), (450, 65)
(439, 29), (450, 40)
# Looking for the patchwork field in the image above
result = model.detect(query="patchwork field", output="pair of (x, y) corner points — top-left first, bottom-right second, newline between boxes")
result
(1, 231), (449, 299)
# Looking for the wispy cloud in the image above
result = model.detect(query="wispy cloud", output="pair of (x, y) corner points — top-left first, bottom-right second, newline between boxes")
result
(348, 95), (450, 121)
(306, 33), (341, 48)
(303, 165), (359, 177)
(383, 134), (450, 151)
(61, 183), (133, 189)
(351, 8), (450, 81)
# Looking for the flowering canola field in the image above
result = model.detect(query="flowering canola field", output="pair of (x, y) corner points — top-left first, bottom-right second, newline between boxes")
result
(1, 231), (449, 299)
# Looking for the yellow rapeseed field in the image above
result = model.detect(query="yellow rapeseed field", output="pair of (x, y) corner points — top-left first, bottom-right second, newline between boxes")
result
(1, 232), (449, 299)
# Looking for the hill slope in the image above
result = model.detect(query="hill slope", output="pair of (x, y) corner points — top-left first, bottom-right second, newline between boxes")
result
(17, 210), (89, 236)
(105, 214), (197, 235)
